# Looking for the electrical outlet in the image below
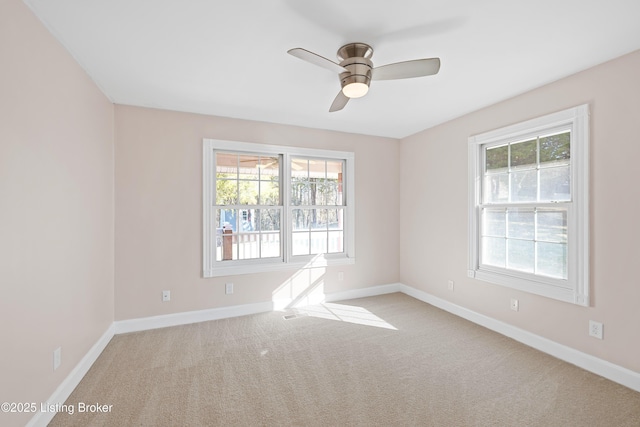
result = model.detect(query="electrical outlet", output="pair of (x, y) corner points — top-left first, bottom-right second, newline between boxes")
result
(447, 280), (454, 291)
(338, 272), (344, 281)
(510, 298), (519, 312)
(53, 347), (61, 371)
(225, 283), (233, 294)
(162, 290), (170, 302)
(589, 320), (603, 339)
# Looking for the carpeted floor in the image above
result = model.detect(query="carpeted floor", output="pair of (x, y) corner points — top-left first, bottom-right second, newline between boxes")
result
(50, 293), (640, 426)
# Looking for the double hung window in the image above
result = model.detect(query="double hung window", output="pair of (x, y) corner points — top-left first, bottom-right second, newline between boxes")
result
(213, 152), (282, 262)
(203, 139), (355, 277)
(468, 105), (589, 305)
(291, 158), (345, 256)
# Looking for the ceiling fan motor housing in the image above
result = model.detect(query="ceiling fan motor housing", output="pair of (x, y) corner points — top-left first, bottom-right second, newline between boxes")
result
(339, 58), (373, 91)
(337, 43), (373, 61)
(337, 43), (374, 95)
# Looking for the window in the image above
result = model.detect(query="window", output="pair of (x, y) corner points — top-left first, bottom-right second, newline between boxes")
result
(291, 158), (345, 256)
(203, 139), (355, 277)
(213, 152), (282, 262)
(468, 105), (589, 305)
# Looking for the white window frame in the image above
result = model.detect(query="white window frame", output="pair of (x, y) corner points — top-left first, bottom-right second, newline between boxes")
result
(203, 139), (355, 277)
(468, 104), (589, 306)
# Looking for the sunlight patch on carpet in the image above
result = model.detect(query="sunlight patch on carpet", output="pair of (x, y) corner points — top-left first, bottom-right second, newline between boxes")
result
(292, 302), (397, 330)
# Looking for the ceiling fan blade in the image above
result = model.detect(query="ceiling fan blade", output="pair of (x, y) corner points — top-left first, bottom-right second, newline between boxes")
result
(329, 91), (349, 112)
(288, 48), (348, 74)
(372, 58), (441, 81)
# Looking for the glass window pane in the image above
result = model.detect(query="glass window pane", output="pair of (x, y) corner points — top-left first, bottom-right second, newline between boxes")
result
(482, 236), (506, 268)
(323, 183), (339, 205)
(216, 152), (237, 174)
(309, 159), (326, 179)
(217, 232), (237, 261)
(259, 180), (279, 205)
(326, 160), (343, 178)
(215, 228), (223, 261)
(292, 232), (309, 256)
(217, 209), (237, 261)
(537, 209), (567, 243)
(291, 179), (309, 206)
(510, 169), (537, 202)
(259, 156), (279, 176)
(216, 179), (237, 205)
(309, 178), (326, 205)
(511, 139), (537, 168)
(508, 209), (534, 240)
(260, 232), (280, 258)
(292, 158), (308, 176)
(237, 233), (260, 260)
(238, 209), (255, 231)
(215, 152), (239, 205)
(540, 132), (570, 163)
(258, 209), (280, 232)
(327, 161), (344, 205)
(483, 173), (509, 203)
(238, 155), (259, 180)
(328, 209), (343, 230)
(259, 156), (279, 206)
(292, 209), (310, 231)
(292, 159), (309, 205)
(311, 209), (328, 230)
(482, 208), (506, 237)
(328, 230), (344, 253)
(324, 181), (335, 206)
(217, 209), (237, 232)
(486, 145), (508, 170)
(537, 242), (567, 279)
(310, 231), (328, 254)
(507, 239), (534, 273)
(238, 180), (259, 205)
(540, 165), (570, 202)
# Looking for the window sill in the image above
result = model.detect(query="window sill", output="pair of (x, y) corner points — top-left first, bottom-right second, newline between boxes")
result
(471, 268), (588, 306)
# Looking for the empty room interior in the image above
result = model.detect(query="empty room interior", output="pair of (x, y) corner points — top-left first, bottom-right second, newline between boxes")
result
(2, 0), (640, 426)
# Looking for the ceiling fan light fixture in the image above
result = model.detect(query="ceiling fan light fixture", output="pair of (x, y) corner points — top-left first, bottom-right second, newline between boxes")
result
(340, 69), (371, 99)
(342, 82), (369, 98)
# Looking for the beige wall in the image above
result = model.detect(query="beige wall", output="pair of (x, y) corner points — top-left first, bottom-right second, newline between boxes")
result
(399, 49), (640, 373)
(0, 1), (114, 426)
(114, 105), (400, 321)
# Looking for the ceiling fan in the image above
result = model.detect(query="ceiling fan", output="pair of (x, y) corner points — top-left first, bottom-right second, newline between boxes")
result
(288, 42), (440, 112)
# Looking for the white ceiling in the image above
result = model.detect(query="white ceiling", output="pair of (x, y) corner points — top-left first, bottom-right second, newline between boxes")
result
(24, 0), (640, 139)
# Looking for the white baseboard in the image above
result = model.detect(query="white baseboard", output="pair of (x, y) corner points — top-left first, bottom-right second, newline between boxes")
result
(114, 301), (275, 334)
(325, 282), (402, 302)
(26, 324), (115, 427)
(399, 283), (640, 393)
(33, 281), (639, 427)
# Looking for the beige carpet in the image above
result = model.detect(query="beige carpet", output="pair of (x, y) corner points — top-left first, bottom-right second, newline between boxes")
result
(50, 293), (640, 426)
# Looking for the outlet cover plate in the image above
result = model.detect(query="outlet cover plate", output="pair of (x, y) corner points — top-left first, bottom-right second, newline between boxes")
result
(53, 347), (61, 371)
(589, 320), (603, 339)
